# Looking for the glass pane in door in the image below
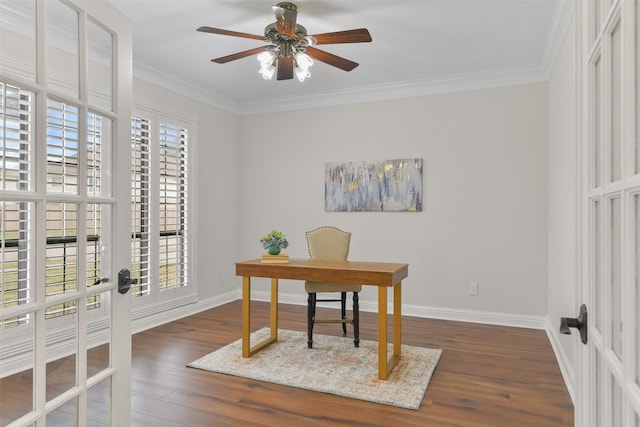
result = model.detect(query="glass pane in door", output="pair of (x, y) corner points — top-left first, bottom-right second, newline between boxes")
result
(610, 196), (622, 358)
(596, 351), (603, 427)
(87, 20), (113, 113)
(87, 378), (110, 425)
(0, 83), (34, 192)
(0, 0), (36, 82)
(0, 200), (34, 312)
(47, 99), (79, 195)
(47, 397), (77, 426)
(87, 299), (110, 378)
(0, 331), (34, 424)
(592, 199), (603, 333)
(45, 305), (78, 401)
(87, 113), (112, 197)
(46, 0), (79, 99)
(592, 55), (602, 189)
(609, 21), (621, 183)
(613, 376), (622, 426)
(45, 202), (79, 306)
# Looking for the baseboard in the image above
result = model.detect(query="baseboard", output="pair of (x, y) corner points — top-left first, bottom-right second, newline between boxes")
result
(545, 315), (576, 405)
(131, 290), (239, 334)
(252, 290), (547, 330)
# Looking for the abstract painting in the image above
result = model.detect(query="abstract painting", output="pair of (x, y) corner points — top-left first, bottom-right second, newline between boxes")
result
(325, 158), (423, 212)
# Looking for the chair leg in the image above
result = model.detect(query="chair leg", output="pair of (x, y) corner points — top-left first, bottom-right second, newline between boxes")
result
(307, 293), (316, 348)
(353, 292), (359, 347)
(340, 291), (347, 336)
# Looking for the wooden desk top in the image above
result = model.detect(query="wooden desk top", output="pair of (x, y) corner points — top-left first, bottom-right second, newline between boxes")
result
(235, 258), (408, 287)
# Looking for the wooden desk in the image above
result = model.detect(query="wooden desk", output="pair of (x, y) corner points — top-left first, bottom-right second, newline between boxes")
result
(235, 258), (409, 380)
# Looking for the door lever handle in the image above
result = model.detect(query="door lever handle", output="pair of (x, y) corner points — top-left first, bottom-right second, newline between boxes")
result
(118, 268), (138, 294)
(560, 304), (588, 344)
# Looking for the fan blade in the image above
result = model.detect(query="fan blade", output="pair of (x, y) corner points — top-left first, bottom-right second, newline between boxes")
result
(310, 29), (372, 45)
(273, 4), (297, 38)
(277, 56), (294, 80)
(305, 46), (359, 72)
(197, 26), (265, 41)
(212, 46), (271, 64)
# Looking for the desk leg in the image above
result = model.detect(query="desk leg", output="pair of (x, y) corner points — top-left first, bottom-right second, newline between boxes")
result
(242, 275), (279, 358)
(242, 276), (251, 357)
(394, 282), (402, 361)
(270, 278), (279, 340)
(378, 286), (388, 380)
(377, 282), (403, 380)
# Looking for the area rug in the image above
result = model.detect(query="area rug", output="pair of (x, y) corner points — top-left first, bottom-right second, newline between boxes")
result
(188, 328), (442, 410)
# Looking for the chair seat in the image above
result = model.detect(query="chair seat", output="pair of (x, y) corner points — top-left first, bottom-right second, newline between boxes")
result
(305, 281), (362, 293)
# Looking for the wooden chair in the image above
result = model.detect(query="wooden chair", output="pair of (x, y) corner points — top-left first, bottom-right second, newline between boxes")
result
(305, 226), (361, 348)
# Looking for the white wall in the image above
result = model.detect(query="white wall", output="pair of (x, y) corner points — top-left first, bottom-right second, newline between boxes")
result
(546, 17), (578, 396)
(237, 84), (549, 320)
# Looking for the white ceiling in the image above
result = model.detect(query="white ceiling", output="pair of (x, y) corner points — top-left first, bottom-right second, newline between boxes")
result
(108, 0), (573, 114)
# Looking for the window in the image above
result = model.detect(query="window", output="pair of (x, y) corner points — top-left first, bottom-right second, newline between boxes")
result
(131, 109), (191, 303)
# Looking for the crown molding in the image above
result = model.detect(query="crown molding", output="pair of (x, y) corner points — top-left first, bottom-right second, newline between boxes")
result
(133, 59), (246, 115)
(239, 65), (550, 115)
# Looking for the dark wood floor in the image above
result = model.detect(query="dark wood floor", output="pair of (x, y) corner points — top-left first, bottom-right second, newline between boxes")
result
(1, 300), (574, 426)
(129, 301), (573, 426)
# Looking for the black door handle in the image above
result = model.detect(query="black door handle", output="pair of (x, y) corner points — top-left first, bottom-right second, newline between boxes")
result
(560, 304), (588, 344)
(118, 268), (138, 294)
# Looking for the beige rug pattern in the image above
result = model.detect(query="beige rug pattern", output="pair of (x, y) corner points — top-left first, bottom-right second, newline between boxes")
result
(188, 328), (442, 410)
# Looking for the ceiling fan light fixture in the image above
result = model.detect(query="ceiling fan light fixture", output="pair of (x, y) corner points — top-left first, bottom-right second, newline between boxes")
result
(257, 50), (277, 80)
(293, 51), (313, 82)
(294, 66), (310, 82)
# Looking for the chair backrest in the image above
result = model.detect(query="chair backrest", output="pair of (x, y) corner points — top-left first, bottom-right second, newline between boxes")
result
(306, 226), (350, 261)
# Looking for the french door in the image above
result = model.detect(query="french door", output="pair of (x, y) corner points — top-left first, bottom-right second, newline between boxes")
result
(0, 0), (132, 425)
(577, 0), (640, 425)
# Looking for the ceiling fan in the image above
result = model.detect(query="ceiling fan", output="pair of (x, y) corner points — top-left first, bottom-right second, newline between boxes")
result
(197, 2), (372, 82)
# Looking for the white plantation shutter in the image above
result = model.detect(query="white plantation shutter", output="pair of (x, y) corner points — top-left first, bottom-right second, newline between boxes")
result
(131, 115), (151, 297)
(158, 122), (189, 291)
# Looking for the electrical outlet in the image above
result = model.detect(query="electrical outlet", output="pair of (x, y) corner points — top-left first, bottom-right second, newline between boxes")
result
(468, 282), (479, 296)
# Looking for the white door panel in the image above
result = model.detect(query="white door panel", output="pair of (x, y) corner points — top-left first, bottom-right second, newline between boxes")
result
(575, 1), (640, 426)
(0, 0), (132, 425)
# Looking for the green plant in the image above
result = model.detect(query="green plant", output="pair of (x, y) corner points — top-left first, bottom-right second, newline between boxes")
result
(260, 229), (289, 251)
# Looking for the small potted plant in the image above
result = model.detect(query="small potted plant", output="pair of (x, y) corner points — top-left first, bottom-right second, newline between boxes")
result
(260, 230), (289, 255)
